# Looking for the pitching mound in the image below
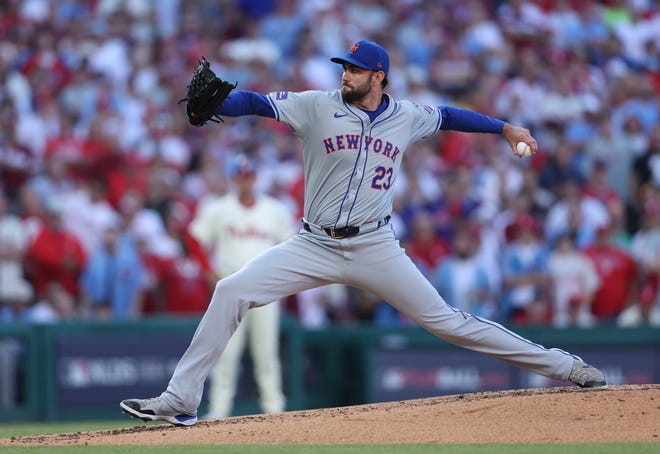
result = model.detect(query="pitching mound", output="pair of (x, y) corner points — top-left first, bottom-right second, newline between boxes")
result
(3, 385), (659, 446)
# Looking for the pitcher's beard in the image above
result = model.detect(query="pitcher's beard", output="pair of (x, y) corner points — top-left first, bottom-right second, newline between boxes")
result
(341, 84), (371, 104)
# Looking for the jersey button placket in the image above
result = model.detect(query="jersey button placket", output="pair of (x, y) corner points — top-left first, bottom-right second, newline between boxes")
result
(344, 154), (364, 224)
(343, 186), (358, 221)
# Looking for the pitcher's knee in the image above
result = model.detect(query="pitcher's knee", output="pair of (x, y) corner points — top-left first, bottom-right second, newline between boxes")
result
(213, 278), (250, 316)
(416, 306), (467, 332)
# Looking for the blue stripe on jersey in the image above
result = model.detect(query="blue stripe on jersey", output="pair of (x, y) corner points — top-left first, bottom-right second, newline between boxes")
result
(346, 133), (371, 227)
(333, 103), (365, 229)
(344, 103), (399, 226)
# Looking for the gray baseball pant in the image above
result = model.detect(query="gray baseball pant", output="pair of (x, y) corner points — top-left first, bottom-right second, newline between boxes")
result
(161, 225), (576, 414)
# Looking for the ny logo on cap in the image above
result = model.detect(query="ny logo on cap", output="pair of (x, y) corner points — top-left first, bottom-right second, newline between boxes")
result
(350, 43), (360, 54)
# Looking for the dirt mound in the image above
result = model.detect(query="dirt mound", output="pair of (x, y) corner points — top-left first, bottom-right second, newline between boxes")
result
(3, 385), (658, 446)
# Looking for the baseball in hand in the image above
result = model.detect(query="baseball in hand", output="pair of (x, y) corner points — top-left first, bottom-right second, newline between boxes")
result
(515, 142), (533, 158)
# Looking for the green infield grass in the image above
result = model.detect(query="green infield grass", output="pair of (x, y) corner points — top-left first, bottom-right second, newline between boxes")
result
(0, 422), (656, 453)
(0, 420), (141, 438)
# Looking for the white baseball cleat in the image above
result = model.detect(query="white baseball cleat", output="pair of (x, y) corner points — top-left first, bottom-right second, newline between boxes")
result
(567, 360), (608, 388)
(120, 397), (197, 427)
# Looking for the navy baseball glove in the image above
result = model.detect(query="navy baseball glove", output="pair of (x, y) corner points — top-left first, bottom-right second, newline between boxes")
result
(179, 57), (236, 127)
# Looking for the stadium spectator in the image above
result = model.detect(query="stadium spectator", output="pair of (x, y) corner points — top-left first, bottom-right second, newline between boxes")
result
(430, 165), (479, 242)
(15, 185), (45, 245)
(540, 72), (589, 125)
(583, 115), (635, 203)
(545, 180), (609, 248)
(27, 154), (74, 206)
(628, 196), (660, 326)
(117, 189), (168, 257)
(628, 124), (660, 233)
(547, 233), (600, 328)
(153, 202), (215, 315)
(501, 214), (550, 325)
(78, 224), (144, 320)
(404, 209), (451, 277)
(24, 199), (86, 301)
(0, 110), (37, 201)
(538, 139), (584, 195)
(619, 113), (649, 157)
(181, 152), (228, 203)
(41, 115), (87, 184)
(1, 0), (660, 326)
(430, 226), (495, 319)
(462, 0), (506, 56)
(493, 51), (546, 129)
(259, 0), (307, 60)
(430, 37), (478, 99)
(52, 179), (121, 256)
(632, 124), (660, 200)
(518, 165), (555, 217)
(0, 190), (29, 306)
(583, 225), (638, 324)
(496, 0), (551, 52)
(105, 156), (151, 210)
(581, 159), (622, 210)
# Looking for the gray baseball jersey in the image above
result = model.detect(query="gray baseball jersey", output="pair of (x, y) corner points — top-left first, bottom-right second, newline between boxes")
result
(160, 90), (581, 415)
(265, 90), (439, 227)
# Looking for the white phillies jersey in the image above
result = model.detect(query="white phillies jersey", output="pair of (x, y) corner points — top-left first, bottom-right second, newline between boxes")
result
(190, 194), (293, 277)
(266, 90), (442, 228)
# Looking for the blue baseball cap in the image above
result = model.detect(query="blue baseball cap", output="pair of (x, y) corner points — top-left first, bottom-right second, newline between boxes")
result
(331, 40), (389, 76)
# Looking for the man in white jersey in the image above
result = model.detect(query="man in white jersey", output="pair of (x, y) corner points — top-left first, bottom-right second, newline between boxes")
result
(190, 155), (290, 419)
(121, 40), (607, 427)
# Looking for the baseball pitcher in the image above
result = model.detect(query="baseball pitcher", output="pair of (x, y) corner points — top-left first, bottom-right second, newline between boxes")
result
(121, 40), (607, 426)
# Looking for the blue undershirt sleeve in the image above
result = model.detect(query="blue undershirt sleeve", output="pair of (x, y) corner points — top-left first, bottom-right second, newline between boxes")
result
(439, 106), (505, 134)
(216, 90), (276, 118)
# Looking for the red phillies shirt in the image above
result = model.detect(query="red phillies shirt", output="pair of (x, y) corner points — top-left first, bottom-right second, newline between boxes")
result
(583, 245), (637, 319)
(26, 226), (87, 298)
(156, 231), (214, 315)
(408, 237), (451, 274)
(158, 255), (212, 314)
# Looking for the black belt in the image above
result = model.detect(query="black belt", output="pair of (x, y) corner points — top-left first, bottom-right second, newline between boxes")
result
(302, 216), (391, 239)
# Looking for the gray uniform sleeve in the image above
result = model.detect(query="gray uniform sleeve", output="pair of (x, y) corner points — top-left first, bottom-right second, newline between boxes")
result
(266, 90), (322, 139)
(403, 101), (443, 142)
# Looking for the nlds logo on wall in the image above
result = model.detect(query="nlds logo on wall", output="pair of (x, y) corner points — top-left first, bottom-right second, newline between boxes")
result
(380, 366), (482, 392)
(59, 357), (178, 388)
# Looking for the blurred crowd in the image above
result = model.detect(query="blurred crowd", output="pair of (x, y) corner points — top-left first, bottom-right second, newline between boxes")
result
(1, 0), (660, 329)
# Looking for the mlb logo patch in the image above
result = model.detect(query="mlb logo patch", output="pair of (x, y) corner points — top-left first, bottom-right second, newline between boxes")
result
(276, 91), (289, 100)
